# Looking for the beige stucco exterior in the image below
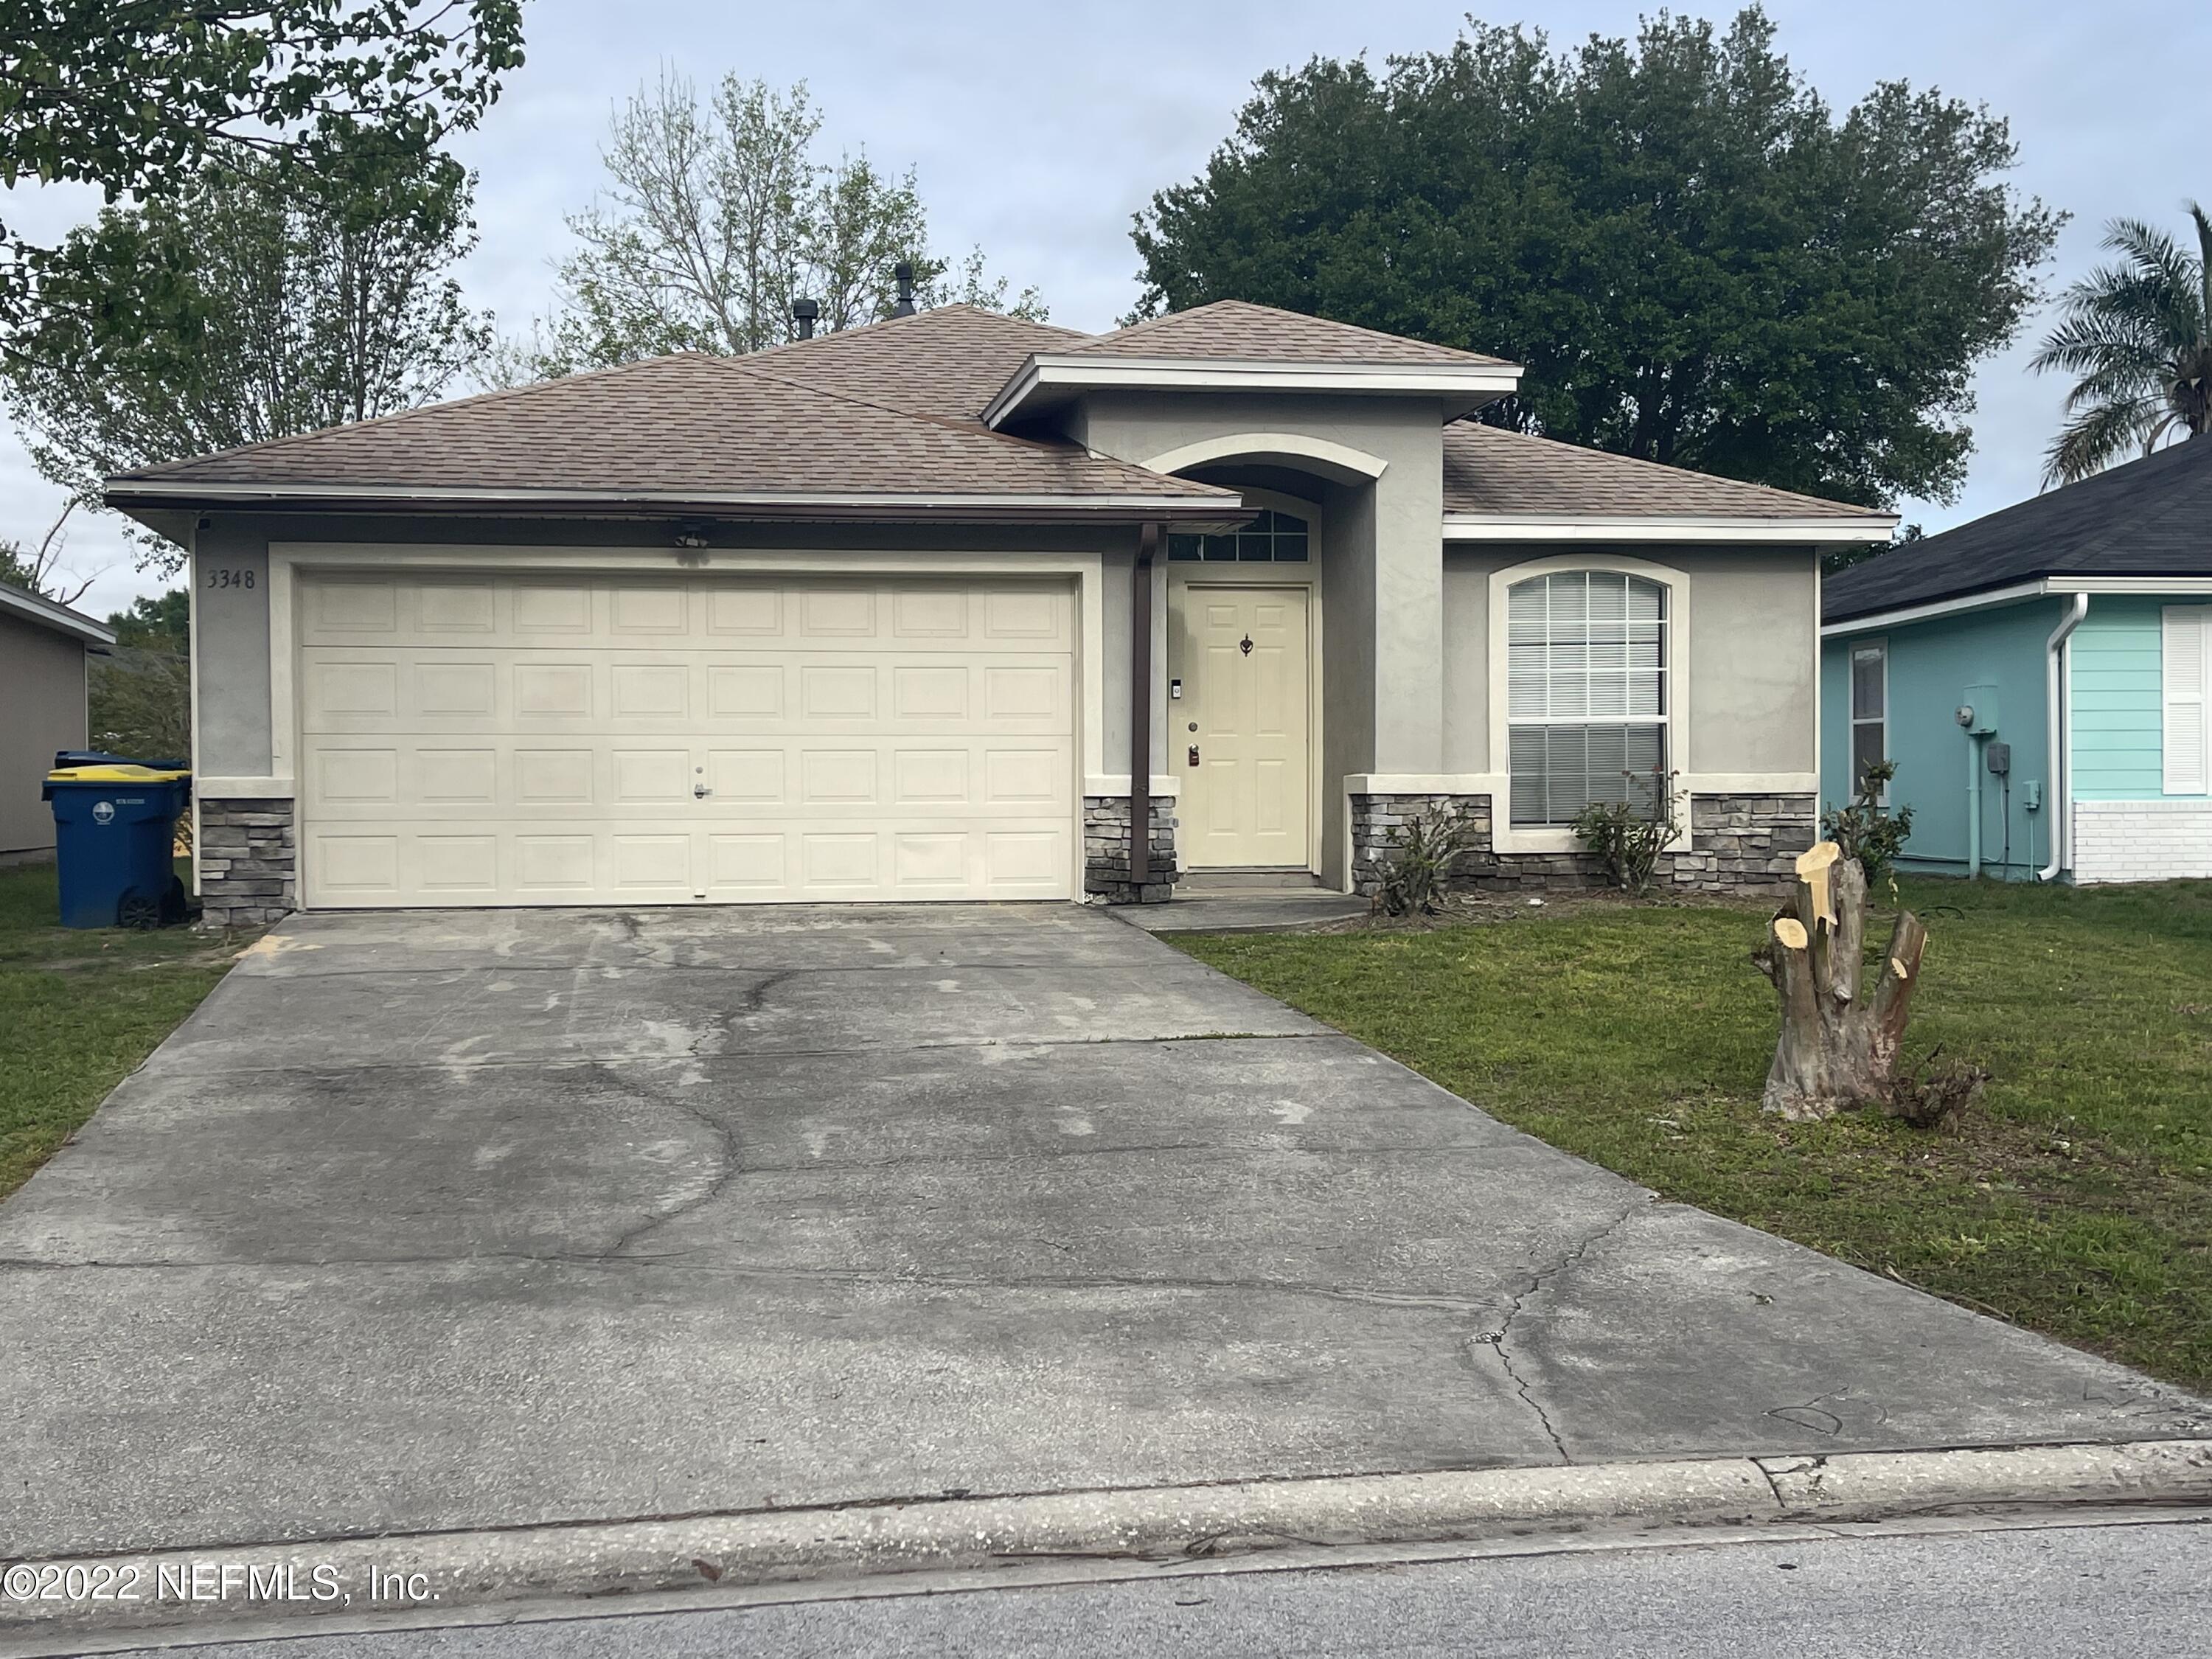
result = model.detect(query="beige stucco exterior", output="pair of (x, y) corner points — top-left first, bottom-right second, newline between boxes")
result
(0, 608), (94, 860)
(165, 347), (1849, 908)
(187, 514), (1143, 785)
(1441, 546), (1820, 778)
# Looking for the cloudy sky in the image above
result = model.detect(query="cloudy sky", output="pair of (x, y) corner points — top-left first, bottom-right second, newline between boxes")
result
(6, 0), (2204, 620)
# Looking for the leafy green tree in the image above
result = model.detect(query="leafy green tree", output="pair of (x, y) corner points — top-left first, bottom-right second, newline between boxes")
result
(0, 1), (524, 341)
(1825, 520), (1922, 576)
(109, 589), (191, 651)
(83, 588), (194, 767)
(4, 147), (492, 574)
(494, 73), (1045, 381)
(2031, 204), (2212, 483)
(90, 643), (192, 769)
(1130, 8), (2060, 507)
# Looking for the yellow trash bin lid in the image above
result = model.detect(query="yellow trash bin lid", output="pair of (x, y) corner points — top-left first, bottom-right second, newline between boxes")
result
(45, 763), (192, 785)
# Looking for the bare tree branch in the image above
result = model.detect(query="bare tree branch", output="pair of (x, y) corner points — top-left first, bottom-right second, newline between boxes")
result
(491, 73), (1046, 380)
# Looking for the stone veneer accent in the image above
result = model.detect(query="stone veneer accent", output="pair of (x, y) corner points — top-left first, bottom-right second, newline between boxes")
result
(197, 797), (297, 928)
(1352, 791), (1815, 897)
(1084, 794), (1180, 903)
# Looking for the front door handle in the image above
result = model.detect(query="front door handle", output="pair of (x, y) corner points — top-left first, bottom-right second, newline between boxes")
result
(1188, 745), (1200, 768)
(693, 784), (713, 799)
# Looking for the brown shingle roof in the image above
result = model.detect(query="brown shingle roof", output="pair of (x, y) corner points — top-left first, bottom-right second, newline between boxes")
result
(111, 302), (1875, 526)
(1442, 422), (1877, 520)
(113, 345), (1233, 507)
(1067, 300), (1515, 367)
(742, 304), (1086, 420)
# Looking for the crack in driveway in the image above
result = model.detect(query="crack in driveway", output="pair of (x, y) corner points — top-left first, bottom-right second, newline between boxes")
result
(0, 1251), (1523, 1321)
(147, 1030), (1333, 1079)
(1479, 1194), (1659, 1464)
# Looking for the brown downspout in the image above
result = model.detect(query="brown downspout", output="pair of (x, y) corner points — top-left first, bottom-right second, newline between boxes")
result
(1130, 522), (1159, 894)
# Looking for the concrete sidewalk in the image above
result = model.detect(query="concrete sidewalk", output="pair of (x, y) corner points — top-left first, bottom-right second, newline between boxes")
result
(1, 903), (2202, 1572)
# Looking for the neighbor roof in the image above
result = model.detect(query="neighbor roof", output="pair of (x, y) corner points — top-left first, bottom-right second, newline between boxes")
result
(0, 581), (115, 647)
(1823, 437), (2212, 622)
(1443, 422), (1888, 524)
(108, 317), (1239, 520)
(1066, 300), (1514, 367)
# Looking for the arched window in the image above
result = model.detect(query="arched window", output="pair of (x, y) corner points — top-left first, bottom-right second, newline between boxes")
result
(1166, 509), (1309, 563)
(1506, 570), (1668, 825)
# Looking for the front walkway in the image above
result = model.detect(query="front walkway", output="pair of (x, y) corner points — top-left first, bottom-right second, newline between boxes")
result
(0, 902), (2200, 1560)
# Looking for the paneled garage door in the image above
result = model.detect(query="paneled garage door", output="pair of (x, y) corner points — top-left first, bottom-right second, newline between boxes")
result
(296, 572), (1077, 907)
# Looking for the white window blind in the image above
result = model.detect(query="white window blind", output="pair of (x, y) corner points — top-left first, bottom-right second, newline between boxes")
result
(2166, 605), (2210, 796)
(1506, 571), (1668, 825)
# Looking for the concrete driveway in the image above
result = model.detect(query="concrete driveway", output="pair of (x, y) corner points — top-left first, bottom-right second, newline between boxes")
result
(1, 903), (2202, 1561)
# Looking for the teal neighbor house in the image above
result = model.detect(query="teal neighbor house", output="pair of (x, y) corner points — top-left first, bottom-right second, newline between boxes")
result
(1821, 437), (2212, 884)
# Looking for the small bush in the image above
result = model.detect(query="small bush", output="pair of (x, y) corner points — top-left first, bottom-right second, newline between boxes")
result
(1883, 1046), (1990, 1133)
(1572, 768), (1680, 896)
(1823, 759), (1915, 886)
(1370, 812), (1473, 917)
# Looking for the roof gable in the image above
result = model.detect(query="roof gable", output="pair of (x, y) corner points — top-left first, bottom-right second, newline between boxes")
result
(1824, 437), (2212, 622)
(1069, 301), (1514, 367)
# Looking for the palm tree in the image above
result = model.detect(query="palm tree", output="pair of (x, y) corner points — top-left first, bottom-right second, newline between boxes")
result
(2031, 203), (2212, 484)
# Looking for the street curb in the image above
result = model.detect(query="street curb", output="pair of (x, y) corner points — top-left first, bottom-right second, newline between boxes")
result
(7, 1439), (2211, 1649)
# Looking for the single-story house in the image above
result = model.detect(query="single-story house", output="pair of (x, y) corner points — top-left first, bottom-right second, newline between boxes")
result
(1821, 435), (2212, 883)
(0, 582), (116, 866)
(104, 300), (1892, 925)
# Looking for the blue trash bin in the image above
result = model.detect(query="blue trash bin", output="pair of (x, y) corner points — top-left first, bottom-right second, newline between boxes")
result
(42, 761), (193, 928)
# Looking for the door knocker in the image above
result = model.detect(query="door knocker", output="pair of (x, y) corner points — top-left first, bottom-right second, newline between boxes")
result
(1239, 633), (1254, 655)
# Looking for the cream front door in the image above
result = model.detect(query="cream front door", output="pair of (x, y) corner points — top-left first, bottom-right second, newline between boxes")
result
(1172, 585), (1311, 869)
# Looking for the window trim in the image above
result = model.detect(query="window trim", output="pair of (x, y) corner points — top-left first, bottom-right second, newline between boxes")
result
(1485, 553), (1693, 854)
(1848, 639), (1889, 805)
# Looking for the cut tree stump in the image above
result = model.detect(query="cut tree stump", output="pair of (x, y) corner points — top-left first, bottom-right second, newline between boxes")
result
(1749, 841), (1927, 1121)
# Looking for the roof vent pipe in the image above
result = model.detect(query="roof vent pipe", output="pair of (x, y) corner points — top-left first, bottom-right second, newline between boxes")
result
(890, 261), (917, 318)
(791, 297), (818, 340)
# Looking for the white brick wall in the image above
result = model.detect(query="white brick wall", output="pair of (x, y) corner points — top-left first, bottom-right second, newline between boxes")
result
(2072, 799), (2212, 883)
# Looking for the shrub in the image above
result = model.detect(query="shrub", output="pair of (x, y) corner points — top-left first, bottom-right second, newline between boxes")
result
(1823, 759), (1915, 886)
(1882, 1046), (1989, 1133)
(1572, 768), (1680, 896)
(1370, 812), (1473, 917)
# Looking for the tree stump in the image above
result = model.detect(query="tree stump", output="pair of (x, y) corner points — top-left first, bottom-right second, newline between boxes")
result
(1750, 841), (1927, 1121)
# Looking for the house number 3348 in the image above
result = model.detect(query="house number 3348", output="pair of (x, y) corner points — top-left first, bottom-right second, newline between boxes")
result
(204, 568), (255, 589)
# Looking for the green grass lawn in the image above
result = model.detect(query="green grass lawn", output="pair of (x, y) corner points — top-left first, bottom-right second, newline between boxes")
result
(0, 859), (246, 1200)
(1169, 877), (2212, 1393)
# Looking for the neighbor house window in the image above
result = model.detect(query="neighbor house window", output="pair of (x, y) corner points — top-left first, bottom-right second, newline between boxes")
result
(1166, 509), (1309, 563)
(1850, 643), (1888, 799)
(1507, 571), (1667, 826)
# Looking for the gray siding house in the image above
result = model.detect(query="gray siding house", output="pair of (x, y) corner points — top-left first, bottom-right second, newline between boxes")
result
(0, 582), (116, 864)
(105, 302), (1891, 925)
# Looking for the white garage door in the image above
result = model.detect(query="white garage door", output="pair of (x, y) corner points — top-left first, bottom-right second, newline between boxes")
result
(296, 571), (1077, 907)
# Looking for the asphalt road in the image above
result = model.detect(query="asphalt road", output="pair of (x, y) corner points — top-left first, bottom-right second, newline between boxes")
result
(103, 1514), (2212, 1659)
